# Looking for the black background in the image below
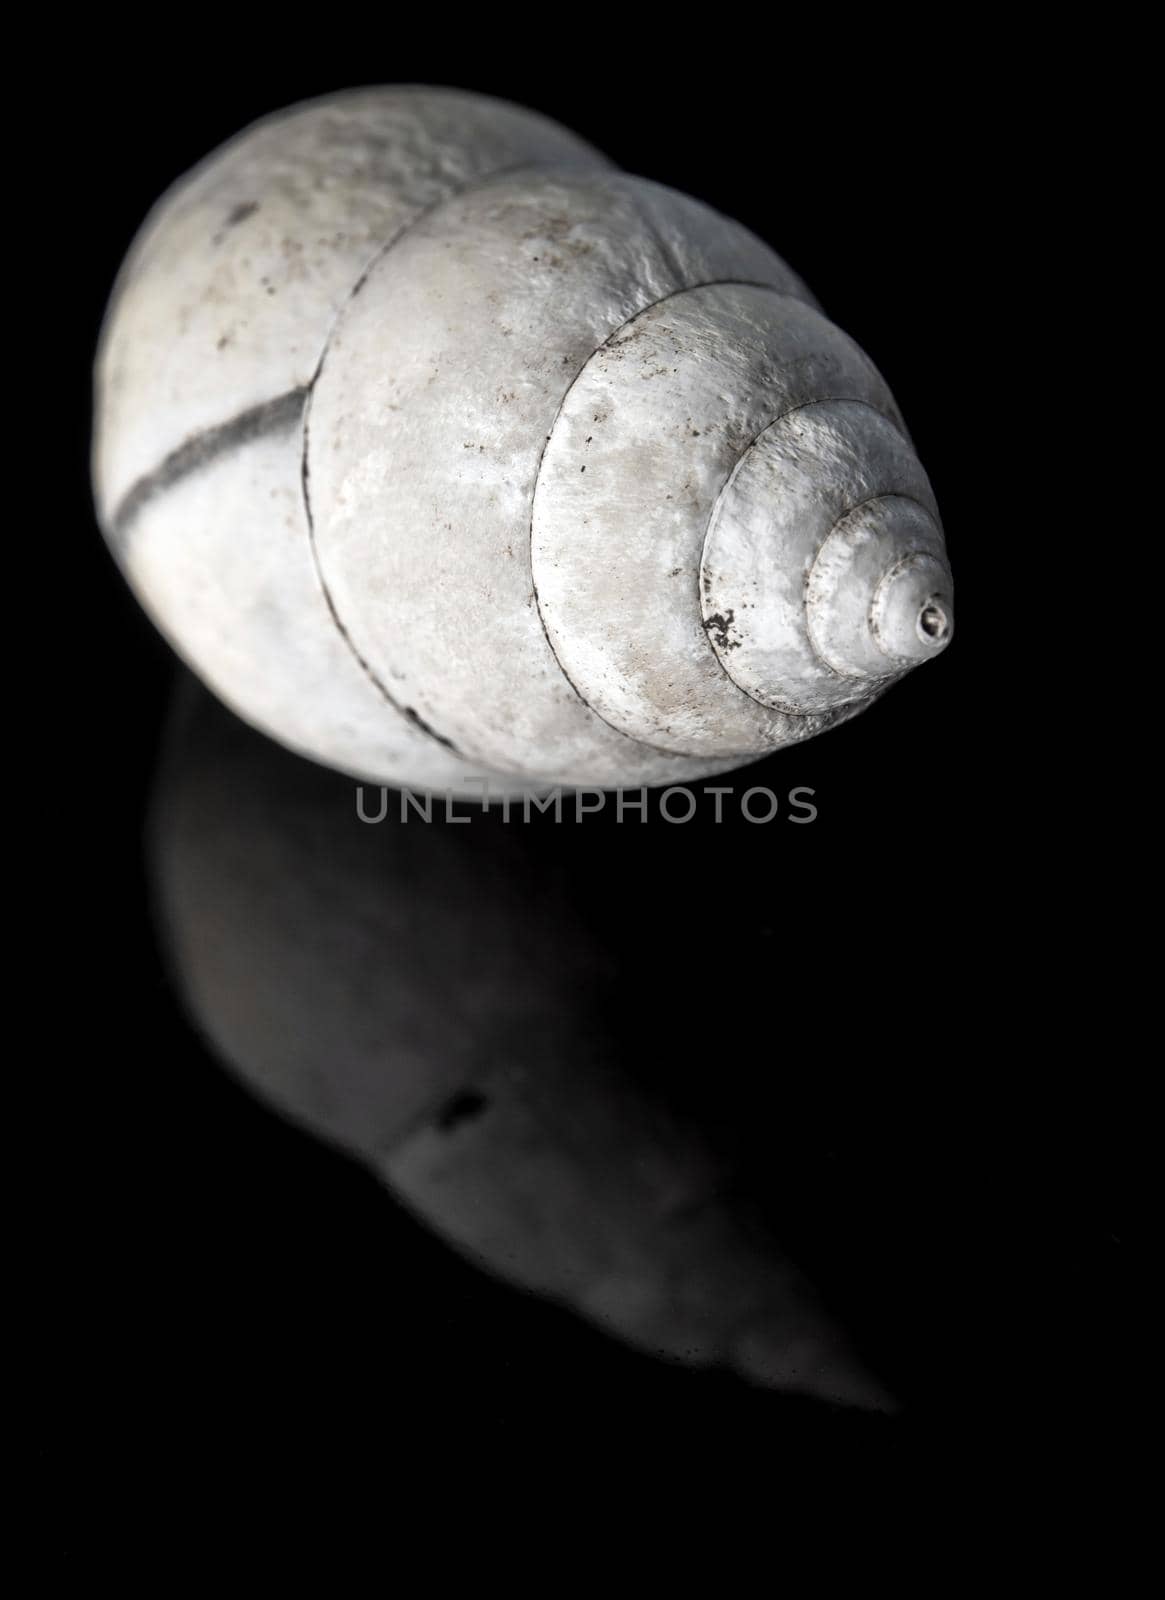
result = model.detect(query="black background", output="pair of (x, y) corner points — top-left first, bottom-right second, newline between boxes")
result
(27, 25), (1131, 1541)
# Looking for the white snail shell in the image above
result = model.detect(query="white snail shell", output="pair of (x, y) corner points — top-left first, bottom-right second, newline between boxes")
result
(94, 87), (953, 793)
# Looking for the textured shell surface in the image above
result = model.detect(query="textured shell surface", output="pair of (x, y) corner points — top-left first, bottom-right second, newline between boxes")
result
(94, 86), (954, 793)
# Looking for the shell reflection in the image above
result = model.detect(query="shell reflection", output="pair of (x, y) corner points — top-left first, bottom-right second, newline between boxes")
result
(150, 683), (894, 1411)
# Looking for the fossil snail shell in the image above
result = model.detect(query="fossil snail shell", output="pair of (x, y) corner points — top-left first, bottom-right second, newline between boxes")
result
(93, 87), (954, 793)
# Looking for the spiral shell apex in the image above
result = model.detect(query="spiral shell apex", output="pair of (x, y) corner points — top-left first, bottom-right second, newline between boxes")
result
(94, 86), (953, 793)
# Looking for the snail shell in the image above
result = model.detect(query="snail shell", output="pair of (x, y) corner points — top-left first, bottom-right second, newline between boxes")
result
(94, 87), (953, 793)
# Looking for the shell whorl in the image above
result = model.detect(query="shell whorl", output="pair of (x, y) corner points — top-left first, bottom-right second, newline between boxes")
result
(528, 283), (953, 758)
(94, 87), (953, 793)
(701, 402), (953, 719)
